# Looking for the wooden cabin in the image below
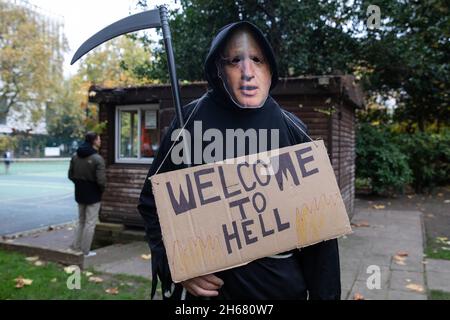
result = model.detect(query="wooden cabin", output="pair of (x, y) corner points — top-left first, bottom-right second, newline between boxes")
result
(89, 76), (364, 229)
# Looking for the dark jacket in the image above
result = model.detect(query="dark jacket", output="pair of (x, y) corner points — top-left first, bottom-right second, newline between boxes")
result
(138, 21), (340, 300)
(68, 142), (106, 204)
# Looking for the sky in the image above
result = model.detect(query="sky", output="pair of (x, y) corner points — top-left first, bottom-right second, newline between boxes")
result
(27, 0), (177, 77)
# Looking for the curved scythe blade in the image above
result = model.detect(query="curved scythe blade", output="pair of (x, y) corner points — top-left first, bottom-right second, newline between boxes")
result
(71, 9), (161, 65)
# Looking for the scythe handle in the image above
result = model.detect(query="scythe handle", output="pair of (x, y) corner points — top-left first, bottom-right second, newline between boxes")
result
(159, 6), (191, 167)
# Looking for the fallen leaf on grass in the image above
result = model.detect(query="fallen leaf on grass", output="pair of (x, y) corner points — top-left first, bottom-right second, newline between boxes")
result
(353, 293), (365, 300)
(436, 237), (449, 244)
(50, 278), (57, 283)
(25, 256), (39, 262)
(351, 221), (370, 228)
(141, 254), (151, 260)
(64, 266), (78, 274)
(84, 271), (93, 277)
(105, 287), (119, 295)
(34, 261), (44, 267)
(89, 276), (104, 283)
(406, 283), (424, 293)
(373, 205), (385, 210)
(15, 277), (33, 289)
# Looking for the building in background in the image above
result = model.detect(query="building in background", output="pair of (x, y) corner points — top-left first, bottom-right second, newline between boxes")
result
(89, 76), (364, 238)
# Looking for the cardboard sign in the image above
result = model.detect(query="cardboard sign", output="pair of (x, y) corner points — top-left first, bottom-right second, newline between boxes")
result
(151, 140), (352, 282)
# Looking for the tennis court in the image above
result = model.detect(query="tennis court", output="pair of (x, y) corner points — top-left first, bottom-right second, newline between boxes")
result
(0, 159), (77, 236)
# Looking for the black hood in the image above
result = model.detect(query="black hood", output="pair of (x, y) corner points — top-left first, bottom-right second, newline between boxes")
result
(76, 142), (97, 158)
(204, 21), (279, 96)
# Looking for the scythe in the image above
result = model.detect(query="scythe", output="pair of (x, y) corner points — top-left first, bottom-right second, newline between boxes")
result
(71, 6), (191, 166)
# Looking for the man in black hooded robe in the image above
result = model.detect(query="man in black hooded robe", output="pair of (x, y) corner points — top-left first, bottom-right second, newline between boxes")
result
(138, 21), (341, 300)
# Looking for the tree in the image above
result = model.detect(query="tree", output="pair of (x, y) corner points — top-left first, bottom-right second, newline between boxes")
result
(134, 0), (359, 82)
(354, 0), (449, 132)
(0, 1), (68, 126)
(134, 0), (448, 131)
(64, 35), (153, 134)
(46, 78), (84, 143)
(73, 35), (152, 88)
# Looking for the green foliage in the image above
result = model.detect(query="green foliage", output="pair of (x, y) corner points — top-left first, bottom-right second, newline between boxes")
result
(425, 236), (450, 261)
(363, 0), (449, 131)
(430, 290), (450, 300)
(135, 0), (449, 130)
(356, 123), (413, 195)
(394, 129), (450, 193)
(136, 0), (359, 82)
(74, 36), (152, 87)
(357, 123), (450, 194)
(0, 135), (17, 154)
(46, 79), (85, 142)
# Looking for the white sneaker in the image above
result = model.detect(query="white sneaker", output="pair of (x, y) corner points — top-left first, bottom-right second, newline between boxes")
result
(84, 251), (97, 258)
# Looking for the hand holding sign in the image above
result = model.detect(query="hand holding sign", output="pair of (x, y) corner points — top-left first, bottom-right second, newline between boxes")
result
(181, 274), (224, 297)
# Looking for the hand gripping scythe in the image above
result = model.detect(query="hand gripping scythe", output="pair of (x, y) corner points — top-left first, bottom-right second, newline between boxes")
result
(71, 6), (192, 167)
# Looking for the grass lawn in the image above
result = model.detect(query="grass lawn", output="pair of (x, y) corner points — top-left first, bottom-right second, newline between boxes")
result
(0, 250), (153, 300)
(425, 237), (450, 261)
(430, 290), (450, 300)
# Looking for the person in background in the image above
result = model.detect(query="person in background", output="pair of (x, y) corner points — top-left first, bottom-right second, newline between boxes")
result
(3, 150), (12, 175)
(68, 132), (106, 257)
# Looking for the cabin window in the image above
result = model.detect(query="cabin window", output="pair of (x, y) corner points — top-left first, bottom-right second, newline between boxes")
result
(115, 104), (160, 164)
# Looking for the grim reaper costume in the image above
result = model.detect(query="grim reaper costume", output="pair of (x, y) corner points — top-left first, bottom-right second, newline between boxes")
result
(138, 21), (341, 300)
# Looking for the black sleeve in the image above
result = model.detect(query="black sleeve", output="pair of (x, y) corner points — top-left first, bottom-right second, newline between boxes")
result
(138, 98), (203, 300)
(68, 156), (75, 182)
(285, 112), (342, 299)
(137, 118), (179, 299)
(289, 113), (341, 300)
(282, 110), (311, 144)
(298, 239), (341, 300)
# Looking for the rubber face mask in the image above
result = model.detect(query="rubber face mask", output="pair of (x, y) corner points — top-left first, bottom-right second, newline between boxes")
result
(216, 28), (272, 109)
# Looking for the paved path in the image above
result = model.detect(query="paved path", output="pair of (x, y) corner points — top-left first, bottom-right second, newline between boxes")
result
(425, 259), (450, 294)
(339, 209), (427, 300)
(84, 242), (151, 278)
